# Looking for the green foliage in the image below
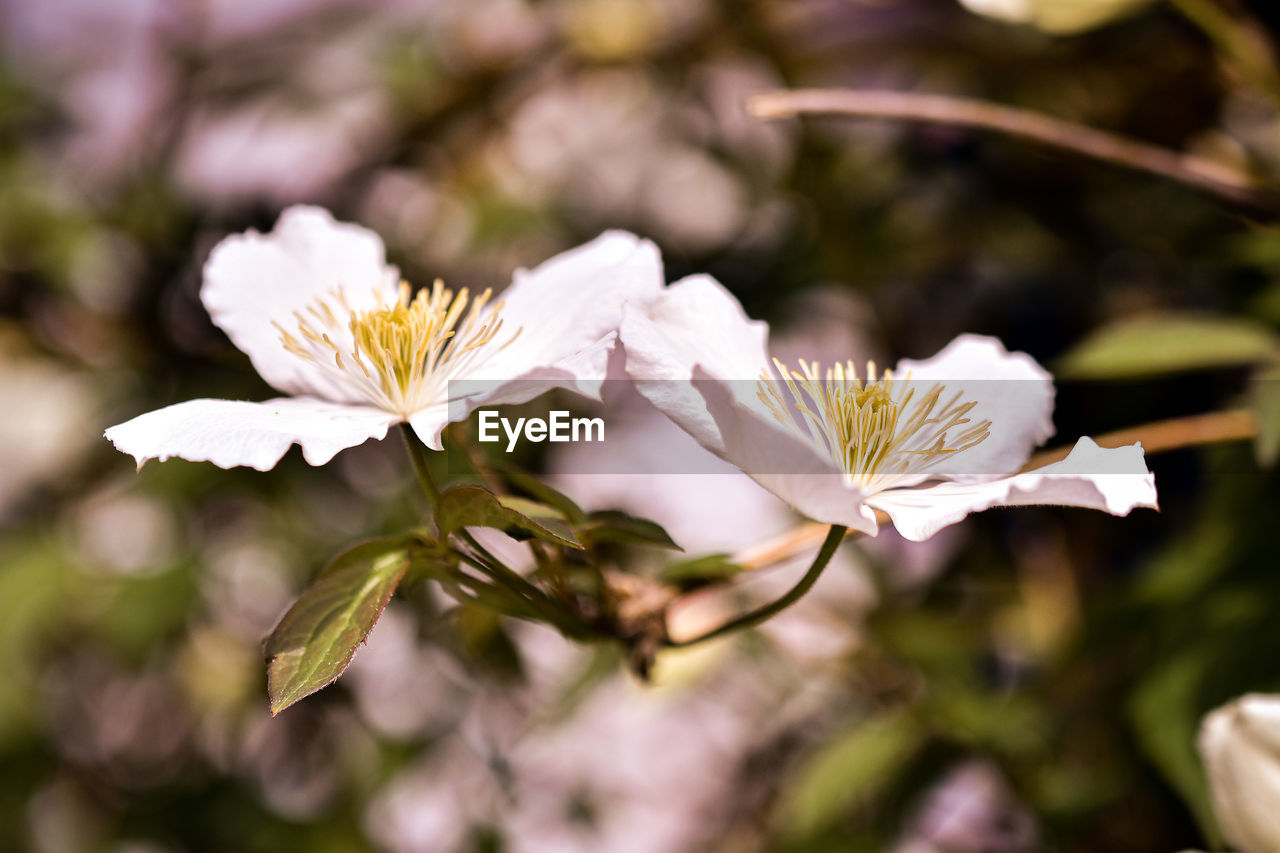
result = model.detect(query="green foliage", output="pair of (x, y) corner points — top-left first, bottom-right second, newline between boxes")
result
(1250, 365), (1280, 466)
(1056, 313), (1280, 378)
(778, 711), (925, 843)
(574, 509), (682, 550)
(266, 538), (415, 715)
(491, 463), (589, 523)
(658, 553), (746, 588)
(436, 486), (583, 549)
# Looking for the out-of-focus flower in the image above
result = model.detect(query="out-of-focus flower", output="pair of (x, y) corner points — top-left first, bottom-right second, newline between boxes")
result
(1198, 693), (1280, 853)
(71, 488), (176, 576)
(105, 206), (662, 470)
(346, 604), (469, 739)
(0, 0), (175, 181)
(955, 0), (1156, 35)
(502, 675), (758, 853)
(500, 70), (750, 252)
(0, 354), (97, 521)
(620, 275), (1158, 541)
(173, 96), (387, 207)
(894, 761), (1038, 853)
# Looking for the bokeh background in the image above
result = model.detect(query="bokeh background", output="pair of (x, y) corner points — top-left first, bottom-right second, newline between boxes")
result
(4, 0), (1280, 850)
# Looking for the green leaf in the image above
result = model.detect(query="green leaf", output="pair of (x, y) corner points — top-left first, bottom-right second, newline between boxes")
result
(1056, 314), (1280, 379)
(659, 553), (745, 588)
(578, 510), (682, 550)
(779, 710), (924, 841)
(489, 462), (587, 523)
(1250, 365), (1280, 467)
(436, 486), (583, 549)
(1128, 650), (1222, 848)
(266, 543), (411, 715)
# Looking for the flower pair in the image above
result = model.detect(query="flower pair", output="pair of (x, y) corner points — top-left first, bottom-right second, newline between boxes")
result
(107, 206), (1157, 540)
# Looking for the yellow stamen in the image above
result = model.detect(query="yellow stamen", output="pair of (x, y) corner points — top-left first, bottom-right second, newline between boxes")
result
(275, 279), (522, 417)
(757, 358), (990, 492)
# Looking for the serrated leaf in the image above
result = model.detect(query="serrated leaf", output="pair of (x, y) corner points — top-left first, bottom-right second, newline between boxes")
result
(780, 711), (923, 841)
(266, 545), (410, 715)
(1250, 366), (1280, 467)
(578, 510), (682, 550)
(659, 553), (745, 588)
(1057, 314), (1280, 379)
(436, 486), (583, 549)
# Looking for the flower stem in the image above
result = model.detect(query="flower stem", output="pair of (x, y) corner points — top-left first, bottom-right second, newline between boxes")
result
(399, 423), (589, 636)
(400, 424), (441, 503)
(665, 524), (848, 648)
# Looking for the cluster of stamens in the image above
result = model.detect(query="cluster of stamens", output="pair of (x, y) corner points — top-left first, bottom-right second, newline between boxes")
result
(277, 280), (520, 417)
(758, 357), (990, 492)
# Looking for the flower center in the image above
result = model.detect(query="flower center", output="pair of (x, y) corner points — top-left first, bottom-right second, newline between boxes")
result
(758, 357), (990, 492)
(276, 280), (521, 417)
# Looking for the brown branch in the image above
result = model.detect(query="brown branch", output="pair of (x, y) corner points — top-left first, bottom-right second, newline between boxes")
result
(747, 89), (1278, 212)
(1021, 408), (1257, 470)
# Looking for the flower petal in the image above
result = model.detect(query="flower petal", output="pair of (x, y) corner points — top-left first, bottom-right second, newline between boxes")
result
(406, 402), (452, 452)
(869, 437), (1158, 541)
(694, 367), (880, 535)
(469, 230), (663, 382)
(105, 397), (400, 471)
(894, 334), (1056, 478)
(621, 273), (771, 452)
(201, 205), (399, 402)
(1199, 694), (1280, 853)
(437, 232), (663, 430)
(425, 337), (622, 452)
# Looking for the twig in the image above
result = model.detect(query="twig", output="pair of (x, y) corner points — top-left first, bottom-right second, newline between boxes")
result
(732, 521), (833, 570)
(665, 525), (848, 647)
(1021, 408), (1257, 469)
(747, 89), (1277, 211)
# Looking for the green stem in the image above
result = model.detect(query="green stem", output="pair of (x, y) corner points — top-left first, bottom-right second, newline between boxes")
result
(401, 424), (441, 502)
(666, 524), (848, 648)
(447, 561), (542, 617)
(400, 423), (588, 636)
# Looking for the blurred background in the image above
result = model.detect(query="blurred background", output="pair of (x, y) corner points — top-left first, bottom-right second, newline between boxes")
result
(4, 0), (1280, 850)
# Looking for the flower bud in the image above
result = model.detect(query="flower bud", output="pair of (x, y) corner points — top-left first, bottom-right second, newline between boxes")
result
(1198, 693), (1280, 853)
(955, 0), (1155, 34)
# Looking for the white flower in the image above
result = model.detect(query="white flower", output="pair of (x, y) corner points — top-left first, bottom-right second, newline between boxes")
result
(619, 275), (1157, 541)
(1198, 693), (1280, 853)
(106, 206), (662, 470)
(956, 0), (1156, 35)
